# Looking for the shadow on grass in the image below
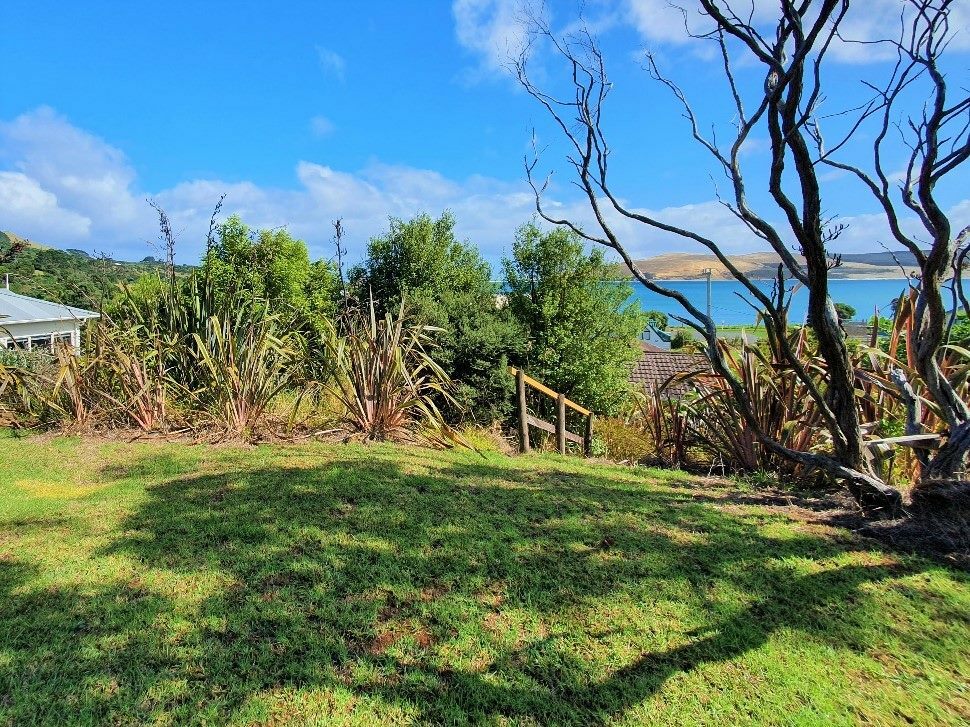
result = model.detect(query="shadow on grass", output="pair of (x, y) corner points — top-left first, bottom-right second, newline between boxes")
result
(0, 450), (949, 724)
(0, 558), (177, 723)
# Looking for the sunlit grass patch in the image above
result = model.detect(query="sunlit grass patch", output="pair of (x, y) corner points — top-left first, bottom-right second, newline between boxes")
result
(0, 434), (967, 725)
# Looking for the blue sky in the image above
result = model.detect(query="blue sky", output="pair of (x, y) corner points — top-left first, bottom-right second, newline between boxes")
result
(1, 0), (968, 268)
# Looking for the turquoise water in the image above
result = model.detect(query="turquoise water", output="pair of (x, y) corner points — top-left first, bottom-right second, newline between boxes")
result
(627, 278), (911, 326)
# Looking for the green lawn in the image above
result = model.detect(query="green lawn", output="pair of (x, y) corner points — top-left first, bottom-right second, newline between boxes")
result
(0, 433), (967, 725)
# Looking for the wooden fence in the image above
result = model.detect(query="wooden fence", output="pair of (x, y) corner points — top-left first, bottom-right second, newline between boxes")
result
(509, 366), (593, 456)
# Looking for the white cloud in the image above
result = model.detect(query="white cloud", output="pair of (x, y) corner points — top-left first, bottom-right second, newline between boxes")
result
(315, 46), (346, 80)
(0, 171), (91, 241)
(309, 115), (336, 137)
(624, 0), (730, 45)
(0, 106), (143, 238)
(831, 0), (970, 61)
(452, 0), (538, 77)
(0, 108), (545, 262)
(623, 0), (970, 62)
(1, 107), (967, 269)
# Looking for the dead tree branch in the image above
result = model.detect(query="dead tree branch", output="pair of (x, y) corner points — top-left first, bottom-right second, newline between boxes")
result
(517, 0), (908, 515)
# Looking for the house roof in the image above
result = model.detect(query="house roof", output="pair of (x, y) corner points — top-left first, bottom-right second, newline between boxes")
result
(630, 349), (709, 397)
(0, 288), (99, 326)
(638, 340), (666, 353)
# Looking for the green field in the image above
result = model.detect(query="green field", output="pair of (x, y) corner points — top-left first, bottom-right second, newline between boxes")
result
(1, 433), (967, 725)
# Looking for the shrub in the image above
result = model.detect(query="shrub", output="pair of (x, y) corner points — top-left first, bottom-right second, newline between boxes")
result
(322, 299), (460, 445)
(594, 416), (653, 464)
(670, 330), (691, 349)
(352, 212), (522, 424)
(0, 353), (50, 426)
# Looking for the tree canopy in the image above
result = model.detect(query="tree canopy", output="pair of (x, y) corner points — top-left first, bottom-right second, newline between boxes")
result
(352, 212), (522, 423)
(201, 215), (339, 327)
(503, 223), (646, 415)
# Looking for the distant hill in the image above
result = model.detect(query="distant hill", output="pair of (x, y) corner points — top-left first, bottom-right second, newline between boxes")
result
(838, 250), (920, 268)
(1, 230), (50, 251)
(609, 250), (920, 281)
(0, 231), (193, 310)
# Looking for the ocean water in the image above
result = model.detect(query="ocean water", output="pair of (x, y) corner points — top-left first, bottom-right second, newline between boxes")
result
(627, 278), (912, 326)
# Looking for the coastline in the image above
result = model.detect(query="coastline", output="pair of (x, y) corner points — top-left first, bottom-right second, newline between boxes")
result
(625, 277), (914, 325)
(608, 275), (913, 283)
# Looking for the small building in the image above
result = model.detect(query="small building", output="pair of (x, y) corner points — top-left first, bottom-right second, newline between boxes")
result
(630, 341), (709, 398)
(640, 323), (672, 350)
(0, 287), (99, 351)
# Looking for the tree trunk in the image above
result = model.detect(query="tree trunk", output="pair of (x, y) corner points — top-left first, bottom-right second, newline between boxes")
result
(925, 421), (970, 482)
(913, 269), (970, 481)
(804, 269), (903, 516)
(843, 472), (905, 518)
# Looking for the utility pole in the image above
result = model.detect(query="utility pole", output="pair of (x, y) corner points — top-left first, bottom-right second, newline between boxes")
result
(704, 268), (712, 322)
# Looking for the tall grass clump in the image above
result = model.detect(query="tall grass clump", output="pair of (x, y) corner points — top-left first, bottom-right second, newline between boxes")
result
(323, 299), (460, 444)
(190, 304), (299, 437)
(0, 271), (304, 439)
(679, 332), (824, 481)
(644, 297), (970, 490)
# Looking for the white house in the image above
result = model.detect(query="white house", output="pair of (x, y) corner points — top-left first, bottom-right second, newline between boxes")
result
(0, 286), (99, 351)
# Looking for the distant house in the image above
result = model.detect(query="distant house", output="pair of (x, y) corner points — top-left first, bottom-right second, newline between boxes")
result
(0, 287), (99, 351)
(630, 341), (709, 398)
(842, 322), (880, 341)
(640, 323), (672, 350)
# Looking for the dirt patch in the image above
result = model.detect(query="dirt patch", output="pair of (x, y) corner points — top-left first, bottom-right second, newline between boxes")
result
(367, 621), (433, 655)
(823, 508), (970, 571)
(418, 584), (450, 602)
(682, 480), (970, 571)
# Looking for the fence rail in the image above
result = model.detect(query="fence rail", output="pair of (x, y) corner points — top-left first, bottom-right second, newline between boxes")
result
(509, 366), (593, 456)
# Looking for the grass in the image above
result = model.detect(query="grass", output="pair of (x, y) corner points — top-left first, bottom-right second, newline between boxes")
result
(670, 325), (772, 342)
(0, 432), (967, 725)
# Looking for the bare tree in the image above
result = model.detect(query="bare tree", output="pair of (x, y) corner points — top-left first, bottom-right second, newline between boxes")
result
(516, 0), (966, 515)
(814, 0), (970, 485)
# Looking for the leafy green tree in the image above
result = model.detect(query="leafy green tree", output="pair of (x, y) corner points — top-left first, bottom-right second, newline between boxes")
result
(201, 215), (339, 328)
(0, 235), (164, 310)
(644, 310), (668, 330)
(503, 223), (647, 415)
(834, 302), (856, 323)
(105, 271), (168, 321)
(351, 212), (522, 423)
(0, 232), (25, 265)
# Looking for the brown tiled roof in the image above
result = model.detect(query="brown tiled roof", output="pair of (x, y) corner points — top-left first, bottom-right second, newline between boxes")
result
(630, 350), (709, 397)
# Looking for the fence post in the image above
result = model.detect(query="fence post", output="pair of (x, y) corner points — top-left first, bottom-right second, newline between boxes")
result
(583, 413), (594, 457)
(516, 369), (530, 453)
(556, 393), (567, 454)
